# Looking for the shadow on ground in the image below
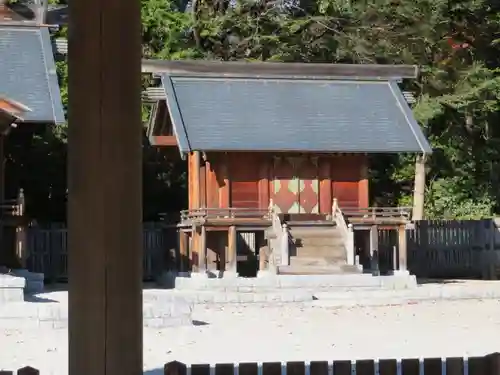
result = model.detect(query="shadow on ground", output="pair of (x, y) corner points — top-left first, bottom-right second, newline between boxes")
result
(24, 294), (59, 303)
(417, 278), (471, 285)
(144, 369), (163, 375)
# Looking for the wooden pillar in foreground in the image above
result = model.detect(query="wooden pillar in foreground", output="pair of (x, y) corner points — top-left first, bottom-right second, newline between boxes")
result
(67, 0), (142, 372)
(398, 224), (408, 273)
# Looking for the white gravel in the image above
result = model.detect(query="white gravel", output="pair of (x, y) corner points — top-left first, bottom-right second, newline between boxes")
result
(2, 290), (500, 374)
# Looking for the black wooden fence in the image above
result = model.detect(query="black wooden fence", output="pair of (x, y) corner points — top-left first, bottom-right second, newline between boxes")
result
(163, 353), (500, 375)
(378, 219), (498, 278)
(25, 222), (177, 282)
(22, 219), (500, 281)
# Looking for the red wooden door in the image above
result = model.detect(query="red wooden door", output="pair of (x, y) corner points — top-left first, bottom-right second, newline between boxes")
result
(298, 157), (319, 213)
(272, 156), (319, 214)
(272, 157), (300, 214)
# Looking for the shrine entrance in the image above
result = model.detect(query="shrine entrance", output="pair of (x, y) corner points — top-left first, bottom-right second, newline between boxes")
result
(272, 156), (319, 214)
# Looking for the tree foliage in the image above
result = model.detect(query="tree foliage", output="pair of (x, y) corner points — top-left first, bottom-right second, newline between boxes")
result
(6, 0), (500, 220)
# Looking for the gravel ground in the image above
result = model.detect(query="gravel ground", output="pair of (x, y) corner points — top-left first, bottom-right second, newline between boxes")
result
(2, 289), (500, 374)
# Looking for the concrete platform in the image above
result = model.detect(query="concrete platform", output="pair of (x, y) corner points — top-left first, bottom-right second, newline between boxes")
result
(0, 274), (25, 303)
(0, 292), (193, 329)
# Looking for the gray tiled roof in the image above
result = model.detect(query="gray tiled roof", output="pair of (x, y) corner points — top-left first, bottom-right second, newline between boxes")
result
(160, 74), (432, 155)
(0, 25), (65, 124)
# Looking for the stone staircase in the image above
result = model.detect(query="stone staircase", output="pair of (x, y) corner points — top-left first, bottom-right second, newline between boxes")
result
(277, 222), (362, 275)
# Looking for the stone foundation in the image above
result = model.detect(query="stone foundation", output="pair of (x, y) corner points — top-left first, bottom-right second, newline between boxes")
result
(11, 269), (45, 294)
(0, 293), (193, 329)
(0, 275), (25, 303)
(174, 273), (417, 292)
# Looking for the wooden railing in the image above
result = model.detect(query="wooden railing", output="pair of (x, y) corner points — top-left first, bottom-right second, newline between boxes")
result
(0, 189), (25, 217)
(331, 198), (355, 265)
(342, 206), (412, 220)
(180, 207), (271, 222)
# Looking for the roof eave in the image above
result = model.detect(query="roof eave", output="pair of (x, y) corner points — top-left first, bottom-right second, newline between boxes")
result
(388, 81), (432, 155)
(160, 75), (191, 156)
(143, 60), (418, 80)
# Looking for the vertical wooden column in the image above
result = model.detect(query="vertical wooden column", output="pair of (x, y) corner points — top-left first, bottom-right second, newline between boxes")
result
(412, 154), (426, 221)
(398, 224), (408, 273)
(369, 225), (379, 275)
(258, 158), (270, 209)
(199, 156), (206, 208)
(178, 230), (189, 273)
(67, 0), (142, 372)
(190, 151), (201, 209)
(227, 225), (237, 275)
(0, 135), (4, 256)
(198, 226), (207, 273)
(219, 154), (230, 208)
(318, 157), (332, 215)
(0, 135), (4, 206)
(358, 155), (369, 208)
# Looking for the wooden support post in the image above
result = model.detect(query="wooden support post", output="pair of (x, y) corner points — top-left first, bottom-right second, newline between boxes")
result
(192, 151), (201, 209)
(281, 224), (289, 266)
(398, 224), (408, 273)
(190, 228), (200, 273)
(198, 226), (207, 273)
(369, 225), (379, 275)
(179, 230), (189, 273)
(227, 225), (238, 275)
(68, 0), (142, 372)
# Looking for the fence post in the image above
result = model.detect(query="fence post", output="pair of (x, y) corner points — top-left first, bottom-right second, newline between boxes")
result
(488, 220), (497, 280)
(14, 188), (27, 269)
(369, 225), (379, 275)
(486, 352), (500, 375)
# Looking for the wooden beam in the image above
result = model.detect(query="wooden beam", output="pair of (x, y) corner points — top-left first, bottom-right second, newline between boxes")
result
(142, 60), (419, 79)
(67, 0), (142, 372)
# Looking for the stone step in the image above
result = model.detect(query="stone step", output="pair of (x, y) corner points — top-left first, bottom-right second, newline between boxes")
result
(289, 228), (342, 237)
(293, 236), (345, 246)
(277, 264), (362, 275)
(174, 273), (417, 291)
(294, 246), (346, 259)
(289, 256), (346, 267)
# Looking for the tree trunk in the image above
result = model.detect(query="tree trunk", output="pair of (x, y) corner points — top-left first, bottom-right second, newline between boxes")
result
(412, 153), (426, 221)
